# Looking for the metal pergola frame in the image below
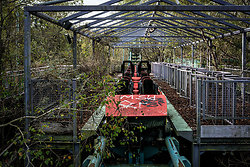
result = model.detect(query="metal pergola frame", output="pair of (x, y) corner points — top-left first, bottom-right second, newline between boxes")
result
(23, 0), (249, 167)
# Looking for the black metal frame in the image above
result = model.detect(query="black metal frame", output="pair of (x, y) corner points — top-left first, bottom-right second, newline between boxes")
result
(25, 0), (250, 48)
(23, 0), (249, 167)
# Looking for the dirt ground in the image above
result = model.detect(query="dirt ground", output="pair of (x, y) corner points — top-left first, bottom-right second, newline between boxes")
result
(153, 78), (197, 130)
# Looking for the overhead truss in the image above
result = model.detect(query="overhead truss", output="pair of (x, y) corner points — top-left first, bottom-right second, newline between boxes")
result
(25, 0), (250, 48)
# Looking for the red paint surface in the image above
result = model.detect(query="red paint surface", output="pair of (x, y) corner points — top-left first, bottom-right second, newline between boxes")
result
(106, 94), (167, 117)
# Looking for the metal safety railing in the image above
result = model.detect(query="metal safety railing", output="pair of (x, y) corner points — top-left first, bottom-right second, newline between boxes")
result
(152, 62), (250, 125)
(200, 80), (250, 123)
(152, 62), (248, 107)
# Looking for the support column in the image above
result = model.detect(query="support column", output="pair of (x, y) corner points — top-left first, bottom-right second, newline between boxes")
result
(173, 48), (175, 64)
(181, 46), (183, 65)
(72, 79), (79, 167)
(241, 32), (246, 114)
(72, 31), (79, 167)
(109, 47), (111, 73)
(24, 10), (31, 167)
(92, 39), (95, 60)
(199, 44), (202, 68)
(73, 31), (77, 69)
(242, 32), (246, 78)
(123, 48), (124, 61)
(192, 144), (200, 167)
(192, 45), (195, 67)
(193, 79), (202, 167)
(208, 40), (212, 71)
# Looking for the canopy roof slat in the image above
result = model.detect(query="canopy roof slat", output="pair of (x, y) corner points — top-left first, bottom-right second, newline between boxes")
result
(28, 0), (250, 48)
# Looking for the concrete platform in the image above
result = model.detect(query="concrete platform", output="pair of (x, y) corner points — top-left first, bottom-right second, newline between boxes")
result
(161, 90), (193, 142)
(81, 105), (106, 140)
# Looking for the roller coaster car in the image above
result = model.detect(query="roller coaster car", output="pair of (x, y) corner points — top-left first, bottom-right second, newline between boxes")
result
(82, 61), (191, 167)
(107, 61), (167, 117)
(104, 61), (170, 165)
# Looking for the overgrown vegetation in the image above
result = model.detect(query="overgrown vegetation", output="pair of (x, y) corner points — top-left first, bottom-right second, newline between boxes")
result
(0, 0), (249, 166)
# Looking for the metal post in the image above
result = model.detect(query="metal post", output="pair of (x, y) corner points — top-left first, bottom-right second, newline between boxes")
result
(208, 40), (212, 71)
(192, 45), (194, 67)
(181, 46), (183, 65)
(109, 47), (111, 73)
(241, 32), (246, 115)
(184, 71), (187, 97)
(203, 80), (206, 119)
(193, 79), (202, 167)
(72, 79), (79, 167)
(129, 50), (132, 61)
(215, 81), (218, 121)
(16, 11), (20, 66)
(72, 31), (79, 167)
(173, 48), (175, 63)
(200, 46), (202, 68)
(232, 82), (236, 124)
(242, 32), (246, 77)
(222, 81), (225, 117)
(189, 72), (192, 106)
(123, 48), (124, 61)
(73, 31), (77, 69)
(24, 10), (31, 167)
(92, 39), (95, 60)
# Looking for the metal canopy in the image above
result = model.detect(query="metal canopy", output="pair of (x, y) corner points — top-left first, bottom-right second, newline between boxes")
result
(25, 0), (250, 48)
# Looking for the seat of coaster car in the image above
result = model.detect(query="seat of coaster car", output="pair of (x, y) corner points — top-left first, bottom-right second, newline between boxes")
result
(116, 76), (132, 95)
(141, 76), (157, 94)
(137, 61), (151, 77)
(140, 71), (148, 77)
(124, 70), (132, 77)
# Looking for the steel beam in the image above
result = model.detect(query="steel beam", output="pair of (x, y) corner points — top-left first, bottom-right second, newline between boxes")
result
(58, 0), (124, 22)
(211, 0), (250, 15)
(72, 79), (78, 167)
(97, 20), (149, 36)
(181, 46), (183, 65)
(160, 0), (243, 30)
(73, 31), (77, 69)
(241, 32), (246, 115)
(93, 12), (150, 35)
(86, 25), (232, 29)
(192, 45), (194, 67)
(155, 18), (209, 39)
(187, 0), (250, 24)
(31, 12), (111, 46)
(200, 143), (250, 152)
(72, 0), (142, 25)
(85, 0), (158, 28)
(242, 32), (247, 78)
(110, 40), (171, 43)
(114, 46), (166, 48)
(101, 35), (200, 38)
(114, 44), (170, 47)
(159, 11), (227, 35)
(25, 5), (250, 12)
(24, 10), (31, 167)
(176, 28), (250, 48)
(192, 144), (200, 167)
(35, 0), (73, 5)
(80, 11), (138, 31)
(74, 16), (250, 21)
